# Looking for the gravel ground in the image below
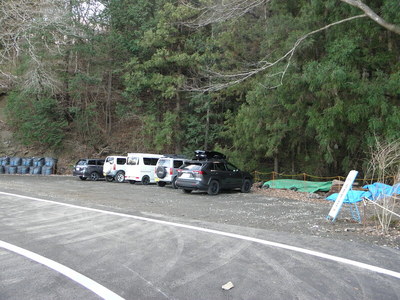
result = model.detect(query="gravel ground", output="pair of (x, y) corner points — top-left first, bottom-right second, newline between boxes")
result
(254, 186), (400, 249)
(0, 175), (399, 250)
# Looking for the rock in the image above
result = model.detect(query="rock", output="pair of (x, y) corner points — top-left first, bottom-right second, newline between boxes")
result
(222, 282), (234, 290)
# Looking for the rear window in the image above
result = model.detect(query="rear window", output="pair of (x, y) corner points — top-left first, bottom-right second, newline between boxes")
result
(173, 160), (184, 168)
(76, 160), (87, 166)
(157, 159), (169, 167)
(182, 163), (203, 171)
(97, 160), (105, 165)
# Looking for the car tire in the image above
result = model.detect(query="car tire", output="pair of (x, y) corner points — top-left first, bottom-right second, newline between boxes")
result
(157, 181), (166, 187)
(129, 180), (136, 184)
(171, 177), (178, 189)
(156, 166), (167, 179)
(90, 172), (100, 181)
(183, 189), (192, 194)
(115, 171), (125, 183)
(241, 179), (252, 193)
(105, 176), (114, 182)
(79, 176), (87, 181)
(289, 186), (298, 191)
(141, 175), (150, 185)
(207, 180), (220, 195)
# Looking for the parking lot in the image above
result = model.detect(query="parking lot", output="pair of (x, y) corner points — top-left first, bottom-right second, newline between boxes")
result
(1, 175), (400, 299)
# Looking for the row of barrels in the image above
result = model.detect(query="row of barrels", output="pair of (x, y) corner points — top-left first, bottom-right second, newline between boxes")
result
(0, 157), (58, 175)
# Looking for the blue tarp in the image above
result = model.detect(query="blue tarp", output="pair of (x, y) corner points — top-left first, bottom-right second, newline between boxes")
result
(326, 182), (400, 203)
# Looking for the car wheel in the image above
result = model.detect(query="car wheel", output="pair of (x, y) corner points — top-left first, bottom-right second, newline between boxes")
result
(141, 175), (150, 185)
(183, 189), (192, 194)
(79, 176), (87, 181)
(90, 172), (100, 181)
(157, 181), (166, 187)
(207, 180), (220, 195)
(115, 171), (125, 183)
(171, 177), (178, 189)
(156, 166), (167, 179)
(241, 179), (252, 193)
(105, 176), (114, 182)
(129, 180), (136, 184)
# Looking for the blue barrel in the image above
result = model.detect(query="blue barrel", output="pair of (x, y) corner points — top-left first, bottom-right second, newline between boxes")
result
(8, 166), (18, 174)
(32, 157), (45, 167)
(17, 166), (30, 174)
(41, 166), (54, 175)
(10, 157), (22, 166)
(22, 158), (33, 166)
(1, 157), (10, 166)
(30, 166), (42, 175)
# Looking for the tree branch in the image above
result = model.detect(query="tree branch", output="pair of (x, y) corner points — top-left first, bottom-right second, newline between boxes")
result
(180, 0), (270, 27)
(340, 0), (400, 35)
(184, 14), (367, 92)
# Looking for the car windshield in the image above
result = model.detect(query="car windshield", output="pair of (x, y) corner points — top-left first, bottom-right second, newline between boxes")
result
(106, 157), (114, 164)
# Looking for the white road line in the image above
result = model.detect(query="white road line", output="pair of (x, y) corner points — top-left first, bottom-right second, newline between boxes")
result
(1, 191), (400, 280)
(0, 240), (124, 300)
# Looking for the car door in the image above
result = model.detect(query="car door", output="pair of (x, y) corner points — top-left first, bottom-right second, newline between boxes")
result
(225, 162), (243, 188)
(210, 162), (230, 188)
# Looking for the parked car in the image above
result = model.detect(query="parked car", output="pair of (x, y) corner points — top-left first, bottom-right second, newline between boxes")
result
(154, 155), (189, 188)
(175, 150), (253, 195)
(103, 155), (128, 183)
(125, 153), (162, 185)
(73, 158), (105, 181)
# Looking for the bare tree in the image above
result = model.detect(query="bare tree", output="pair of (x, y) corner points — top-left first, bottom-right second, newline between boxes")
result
(181, 0), (269, 28)
(341, 0), (400, 35)
(0, 0), (99, 93)
(182, 0), (400, 34)
(365, 138), (400, 234)
(180, 0), (400, 92)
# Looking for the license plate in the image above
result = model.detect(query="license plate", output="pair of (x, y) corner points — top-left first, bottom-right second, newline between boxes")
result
(181, 173), (191, 179)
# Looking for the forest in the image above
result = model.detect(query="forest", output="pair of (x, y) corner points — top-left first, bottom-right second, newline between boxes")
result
(0, 0), (399, 176)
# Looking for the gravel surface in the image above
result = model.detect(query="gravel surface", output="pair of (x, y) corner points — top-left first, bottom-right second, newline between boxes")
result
(1, 175), (399, 250)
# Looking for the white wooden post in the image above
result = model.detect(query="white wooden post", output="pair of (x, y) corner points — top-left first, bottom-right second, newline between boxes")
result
(327, 170), (358, 222)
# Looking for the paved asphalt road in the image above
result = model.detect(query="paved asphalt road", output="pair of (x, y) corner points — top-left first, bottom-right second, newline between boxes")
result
(0, 175), (399, 299)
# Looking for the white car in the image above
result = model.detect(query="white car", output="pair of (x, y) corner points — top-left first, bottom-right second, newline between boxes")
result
(124, 153), (162, 185)
(154, 155), (189, 188)
(103, 156), (128, 183)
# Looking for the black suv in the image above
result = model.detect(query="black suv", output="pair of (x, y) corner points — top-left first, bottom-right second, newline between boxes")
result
(73, 158), (105, 181)
(175, 150), (253, 195)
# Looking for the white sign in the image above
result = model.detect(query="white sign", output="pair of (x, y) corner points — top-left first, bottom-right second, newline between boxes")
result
(327, 170), (358, 222)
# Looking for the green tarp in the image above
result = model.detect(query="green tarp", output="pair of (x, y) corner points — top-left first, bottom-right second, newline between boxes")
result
(262, 179), (332, 193)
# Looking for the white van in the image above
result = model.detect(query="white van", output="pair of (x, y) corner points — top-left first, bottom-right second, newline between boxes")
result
(125, 153), (162, 185)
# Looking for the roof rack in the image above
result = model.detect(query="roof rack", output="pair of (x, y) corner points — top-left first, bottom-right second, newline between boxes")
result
(193, 150), (226, 160)
(161, 154), (188, 159)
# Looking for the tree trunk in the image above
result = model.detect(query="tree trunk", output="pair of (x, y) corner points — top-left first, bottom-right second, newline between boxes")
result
(204, 102), (210, 150)
(174, 93), (182, 153)
(106, 71), (112, 134)
(274, 154), (279, 173)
